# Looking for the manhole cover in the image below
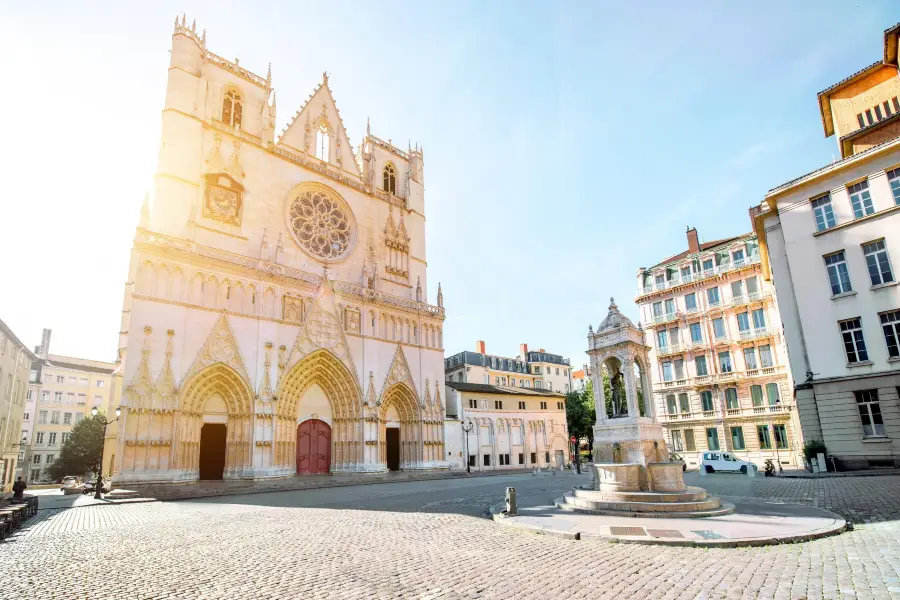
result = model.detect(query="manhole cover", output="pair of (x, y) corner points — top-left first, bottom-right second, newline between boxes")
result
(693, 530), (726, 539)
(610, 526), (646, 536)
(647, 529), (684, 538)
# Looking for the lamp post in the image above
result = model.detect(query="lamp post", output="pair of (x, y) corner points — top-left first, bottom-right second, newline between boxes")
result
(91, 405), (121, 499)
(461, 421), (474, 474)
(570, 436), (580, 474)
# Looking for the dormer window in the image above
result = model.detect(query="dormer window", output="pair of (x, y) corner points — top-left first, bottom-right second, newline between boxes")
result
(383, 162), (396, 195)
(315, 125), (330, 162)
(222, 90), (242, 129)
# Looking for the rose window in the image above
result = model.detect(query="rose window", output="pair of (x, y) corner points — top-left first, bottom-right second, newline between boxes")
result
(287, 189), (355, 261)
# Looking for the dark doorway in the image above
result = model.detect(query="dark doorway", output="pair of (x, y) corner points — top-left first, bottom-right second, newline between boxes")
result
(199, 423), (227, 480)
(386, 427), (400, 471)
(297, 419), (331, 475)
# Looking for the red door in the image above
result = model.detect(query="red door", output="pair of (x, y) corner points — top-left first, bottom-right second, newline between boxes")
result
(297, 419), (331, 475)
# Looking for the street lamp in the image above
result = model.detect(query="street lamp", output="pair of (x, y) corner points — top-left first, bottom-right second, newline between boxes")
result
(91, 406), (121, 499)
(461, 421), (474, 474)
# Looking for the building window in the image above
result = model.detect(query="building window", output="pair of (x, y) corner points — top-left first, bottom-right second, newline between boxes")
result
(671, 430), (684, 451)
(222, 89), (243, 128)
(718, 351), (732, 373)
(855, 390), (885, 437)
(77, 394), (86, 405)
(534, 381), (542, 389)
(706, 428), (720, 451)
(839, 318), (869, 363)
(494, 400), (503, 409)
(38, 411), (47, 424)
(75, 413), (84, 423)
(759, 345), (774, 368)
(695, 355), (708, 377)
(468, 455), (476, 467)
(743, 347), (758, 370)
(661, 361), (673, 382)
(54, 392), (63, 403)
(666, 394), (677, 414)
(656, 330), (667, 349)
(824, 251), (853, 295)
(96, 380), (104, 388)
(678, 393), (690, 414)
(483, 454), (491, 467)
(56, 376), (64, 383)
(724, 388), (738, 409)
(48, 433), (57, 446)
(556, 402), (564, 410)
(518, 453), (525, 465)
(540, 401), (547, 410)
(689, 323), (703, 343)
(730, 426), (745, 451)
(862, 240), (895, 286)
(383, 163), (396, 195)
(700, 391), (714, 412)
(712, 318), (726, 340)
(811, 194), (836, 231)
(23, 412), (30, 422)
(498, 454), (509, 466)
(887, 167), (900, 205)
(684, 429), (696, 451)
(737, 312), (750, 332)
(26, 389), (32, 401)
(32, 454), (40, 464)
(63, 412), (71, 425)
(757, 425), (772, 449)
(545, 452), (550, 463)
(62, 433), (69, 444)
(518, 401), (526, 410)
(880, 310), (900, 358)
(469, 399), (477, 409)
(530, 452), (537, 464)
(773, 424), (788, 449)
(765, 383), (780, 405)
(35, 432), (44, 444)
(707, 287), (720, 306)
(750, 385), (764, 407)
(41, 391), (49, 403)
(847, 180), (874, 219)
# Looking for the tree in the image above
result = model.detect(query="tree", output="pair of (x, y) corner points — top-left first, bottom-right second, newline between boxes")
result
(46, 416), (104, 481)
(565, 379), (596, 453)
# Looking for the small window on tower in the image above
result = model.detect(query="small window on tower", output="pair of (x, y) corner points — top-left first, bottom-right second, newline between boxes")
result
(222, 89), (243, 129)
(315, 125), (330, 162)
(383, 163), (396, 195)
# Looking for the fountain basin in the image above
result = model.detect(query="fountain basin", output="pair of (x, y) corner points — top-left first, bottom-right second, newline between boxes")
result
(592, 463), (642, 493)
(647, 461), (687, 493)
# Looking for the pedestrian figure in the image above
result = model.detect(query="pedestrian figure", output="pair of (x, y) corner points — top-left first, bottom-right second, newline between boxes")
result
(12, 476), (26, 501)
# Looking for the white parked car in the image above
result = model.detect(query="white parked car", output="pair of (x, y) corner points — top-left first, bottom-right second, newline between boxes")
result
(701, 452), (757, 474)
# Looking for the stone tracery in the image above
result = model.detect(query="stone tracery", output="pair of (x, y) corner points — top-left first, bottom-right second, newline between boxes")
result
(287, 185), (355, 262)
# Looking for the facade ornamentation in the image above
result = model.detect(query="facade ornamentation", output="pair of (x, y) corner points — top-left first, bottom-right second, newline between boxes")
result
(286, 185), (356, 262)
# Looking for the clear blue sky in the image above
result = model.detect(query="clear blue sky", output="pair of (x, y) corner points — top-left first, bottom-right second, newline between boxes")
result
(1, 2), (898, 366)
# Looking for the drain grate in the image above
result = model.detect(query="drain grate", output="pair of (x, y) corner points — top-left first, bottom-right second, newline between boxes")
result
(647, 529), (684, 538)
(693, 530), (725, 539)
(610, 526), (647, 536)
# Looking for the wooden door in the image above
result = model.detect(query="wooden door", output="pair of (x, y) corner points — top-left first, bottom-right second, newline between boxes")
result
(297, 419), (331, 475)
(199, 423), (227, 480)
(386, 427), (400, 471)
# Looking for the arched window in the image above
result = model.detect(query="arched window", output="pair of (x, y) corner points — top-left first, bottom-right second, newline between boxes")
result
(222, 89), (242, 129)
(315, 125), (330, 162)
(383, 162), (396, 195)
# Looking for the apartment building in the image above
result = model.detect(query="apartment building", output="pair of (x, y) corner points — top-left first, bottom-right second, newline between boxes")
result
(635, 227), (800, 469)
(20, 329), (116, 483)
(444, 341), (573, 393)
(752, 23), (900, 469)
(444, 382), (569, 470)
(0, 318), (34, 493)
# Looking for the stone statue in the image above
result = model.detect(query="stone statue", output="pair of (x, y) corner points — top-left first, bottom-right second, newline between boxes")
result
(611, 371), (627, 417)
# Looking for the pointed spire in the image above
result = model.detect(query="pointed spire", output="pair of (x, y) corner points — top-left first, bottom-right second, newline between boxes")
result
(181, 14), (186, 27)
(437, 282), (443, 308)
(174, 15), (179, 32)
(139, 192), (151, 228)
(266, 62), (272, 86)
(191, 18), (196, 32)
(201, 29), (207, 47)
(322, 71), (329, 86)
(366, 117), (370, 136)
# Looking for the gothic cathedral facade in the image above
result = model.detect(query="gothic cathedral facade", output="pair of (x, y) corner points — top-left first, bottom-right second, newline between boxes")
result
(111, 19), (447, 484)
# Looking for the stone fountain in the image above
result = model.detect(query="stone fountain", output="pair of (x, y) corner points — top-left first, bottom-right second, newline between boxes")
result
(556, 299), (732, 517)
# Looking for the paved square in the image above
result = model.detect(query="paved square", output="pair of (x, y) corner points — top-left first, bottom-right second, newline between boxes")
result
(2, 472), (900, 599)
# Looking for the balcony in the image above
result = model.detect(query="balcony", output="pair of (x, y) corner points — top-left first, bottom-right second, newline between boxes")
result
(659, 378), (690, 390)
(659, 410), (718, 423)
(637, 255), (762, 298)
(683, 305), (702, 317)
(745, 366), (781, 378)
(731, 295), (749, 308)
(739, 326), (776, 342)
(717, 370), (738, 383)
(694, 374), (712, 385)
(656, 344), (683, 358)
(652, 312), (681, 326)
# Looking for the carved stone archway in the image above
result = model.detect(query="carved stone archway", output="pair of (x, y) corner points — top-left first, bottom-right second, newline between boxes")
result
(379, 383), (421, 470)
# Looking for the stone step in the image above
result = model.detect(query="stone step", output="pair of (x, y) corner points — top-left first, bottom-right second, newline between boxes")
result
(560, 492), (724, 514)
(573, 486), (708, 503)
(555, 495), (735, 519)
(106, 489), (140, 499)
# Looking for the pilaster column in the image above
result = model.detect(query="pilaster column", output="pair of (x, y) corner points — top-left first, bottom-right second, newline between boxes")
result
(623, 358), (637, 419)
(591, 356), (606, 425)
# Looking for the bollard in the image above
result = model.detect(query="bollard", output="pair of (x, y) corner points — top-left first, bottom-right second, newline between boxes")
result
(532, 467), (538, 476)
(747, 463), (755, 478)
(699, 465), (706, 477)
(505, 487), (517, 516)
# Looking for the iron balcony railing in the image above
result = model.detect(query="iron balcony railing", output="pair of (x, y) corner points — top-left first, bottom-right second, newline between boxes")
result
(639, 255), (762, 296)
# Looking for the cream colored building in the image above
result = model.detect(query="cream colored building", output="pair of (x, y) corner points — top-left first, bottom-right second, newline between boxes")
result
(0, 318), (34, 493)
(109, 19), (447, 485)
(752, 23), (900, 470)
(444, 341), (572, 393)
(444, 382), (570, 470)
(635, 227), (800, 470)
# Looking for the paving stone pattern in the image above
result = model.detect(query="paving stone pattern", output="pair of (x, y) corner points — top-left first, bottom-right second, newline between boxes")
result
(1, 473), (899, 599)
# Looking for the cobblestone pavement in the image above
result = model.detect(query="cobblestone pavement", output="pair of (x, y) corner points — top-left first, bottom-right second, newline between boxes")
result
(2, 472), (900, 599)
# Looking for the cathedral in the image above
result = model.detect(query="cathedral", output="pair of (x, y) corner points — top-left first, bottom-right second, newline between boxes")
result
(109, 18), (448, 484)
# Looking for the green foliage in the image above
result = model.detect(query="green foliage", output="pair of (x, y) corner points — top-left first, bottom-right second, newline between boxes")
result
(46, 416), (104, 481)
(602, 371), (612, 418)
(802, 439), (827, 462)
(637, 388), (646, 417)
(565, 379), (596, 450)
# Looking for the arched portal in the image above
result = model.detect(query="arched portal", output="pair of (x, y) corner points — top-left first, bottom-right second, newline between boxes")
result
(379, 383), (421, 471)
(177, 363), (254, 481)
(297, 419), (331, 474)
(278, 350), (362, 474)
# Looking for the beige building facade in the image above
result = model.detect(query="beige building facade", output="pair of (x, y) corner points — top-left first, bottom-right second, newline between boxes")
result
(110, 20), (447, 485)
(635, 228), (801, 470)
(444, 382), (569, 471)
(0, 318), (34, 493)
(444, 341), (572, 394)
(753, 23), (900, 469)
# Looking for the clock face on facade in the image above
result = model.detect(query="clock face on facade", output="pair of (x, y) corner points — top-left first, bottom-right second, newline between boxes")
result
(203, 174), (243, 226)
(286, 184), (356, 263)
(209, 187), (239, 218)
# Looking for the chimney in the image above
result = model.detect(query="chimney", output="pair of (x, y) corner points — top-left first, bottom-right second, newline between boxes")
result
(538, 348), (545, 353)
(39, 328), (52, 359)
(475, 340), (486, 355)
(519, 343), (528, 358)
(686, 227), (699, 254)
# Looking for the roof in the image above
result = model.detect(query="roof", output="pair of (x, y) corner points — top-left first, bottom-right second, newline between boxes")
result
(596, 298), (635, 333)
(46, 354), (116, 375)
(445, 381), (565, 398)
(572, 370), (585, 379)
(649, 236), (743, 270)
(0, 318), (37, 361)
